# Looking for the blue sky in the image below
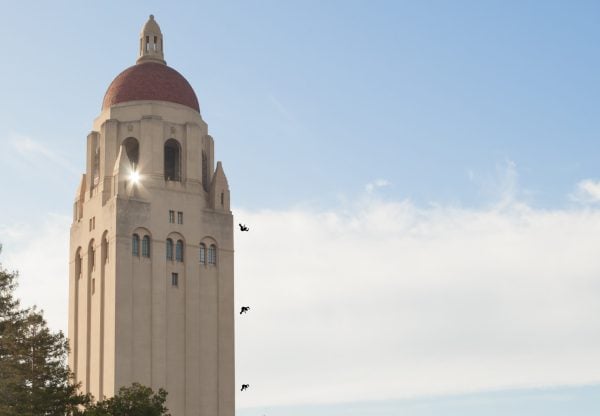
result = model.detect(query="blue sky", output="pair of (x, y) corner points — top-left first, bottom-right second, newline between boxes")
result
(1, 1), (600, 415)
(239, 385), (600, 416)
(1, 0), (599, 215)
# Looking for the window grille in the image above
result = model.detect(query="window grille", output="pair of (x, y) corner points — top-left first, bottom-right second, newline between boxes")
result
(176, 240), (184, 262)
(132, 234), (140, 256)
(199, 243), (206, 264)
(208, 245), (217, 265)
(166, 239), (174, 260)
(142, 236), (150, 257)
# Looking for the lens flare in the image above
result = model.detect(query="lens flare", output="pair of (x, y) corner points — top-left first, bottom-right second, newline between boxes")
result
(130, 171), (140, 184)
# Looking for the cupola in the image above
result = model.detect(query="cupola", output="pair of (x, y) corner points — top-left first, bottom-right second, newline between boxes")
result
(137, 14), (165, 65)
(101, 15), (200, 113)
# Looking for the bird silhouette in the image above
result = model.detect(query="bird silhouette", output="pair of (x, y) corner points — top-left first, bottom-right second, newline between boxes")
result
(239, 223), (249, 232)
(241, 384), (250, 391)
(240, 306), (250, 314)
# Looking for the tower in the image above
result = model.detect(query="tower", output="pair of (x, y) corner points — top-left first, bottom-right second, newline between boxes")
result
(68, 16), (234, 416)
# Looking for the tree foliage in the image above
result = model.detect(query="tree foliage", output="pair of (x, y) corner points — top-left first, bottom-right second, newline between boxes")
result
(0, 251), (24, 414)
(83, 383), (170, 416)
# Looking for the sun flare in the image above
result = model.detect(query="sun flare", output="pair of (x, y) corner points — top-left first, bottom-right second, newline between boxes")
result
(130, 170), (140, 184)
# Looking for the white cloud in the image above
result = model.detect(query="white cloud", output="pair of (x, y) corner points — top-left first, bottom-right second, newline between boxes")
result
(0, 214), (71, 334)
(235, 196), (600, 408)
(572, 179), (600, 203)
(468, 160), (523, 208)
(365, 178), (391, 193)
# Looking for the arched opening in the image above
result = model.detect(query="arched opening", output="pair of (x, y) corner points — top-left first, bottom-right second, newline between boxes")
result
(123, 137), (139, 169)
(164, 139), (181, 181)
(176, 240), (184, 262)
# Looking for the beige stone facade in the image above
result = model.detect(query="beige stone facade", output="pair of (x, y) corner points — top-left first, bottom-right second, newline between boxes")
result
(68, 16), (234, 416)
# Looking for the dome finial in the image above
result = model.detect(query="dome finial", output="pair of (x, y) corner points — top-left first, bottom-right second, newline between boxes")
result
(137, 15), (165, 65)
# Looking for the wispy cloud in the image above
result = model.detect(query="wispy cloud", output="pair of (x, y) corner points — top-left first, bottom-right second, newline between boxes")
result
(468, 160), (526, 208)
(365, 178), (391, 193)
(496, 159), (519, 206)
(10, 135), (78, 174)
(571, 179), (600, 203)
(268, 94), (296, 123)
(267, 94), (306, 134)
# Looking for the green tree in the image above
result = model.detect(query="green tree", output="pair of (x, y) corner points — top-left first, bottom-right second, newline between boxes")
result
(0, 247), (25, 414)
(15, 311), (90, 415)
(83, 383), (170, 416)
(0, 245), (89, 415)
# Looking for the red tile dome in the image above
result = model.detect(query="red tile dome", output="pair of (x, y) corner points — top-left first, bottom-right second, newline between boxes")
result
(102, 62), (200, 112)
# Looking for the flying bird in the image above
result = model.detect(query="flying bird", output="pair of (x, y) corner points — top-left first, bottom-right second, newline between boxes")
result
(240, 306), (250, 314)
(241, 384), (250, 391)
(239, 223), (249, 232)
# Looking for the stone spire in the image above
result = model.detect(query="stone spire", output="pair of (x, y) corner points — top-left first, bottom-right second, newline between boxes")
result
(137, 15), (165, 65)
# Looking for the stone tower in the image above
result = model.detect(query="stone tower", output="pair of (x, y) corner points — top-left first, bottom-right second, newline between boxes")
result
(68, 15), (234, 416)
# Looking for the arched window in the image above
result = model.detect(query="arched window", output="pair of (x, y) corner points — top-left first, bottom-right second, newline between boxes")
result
(199, 243), (206, 264)
(166, 238), (174, 260)
(132, 234), (140, 256)
(142, 235), (151, 258)
(164, 139), (181, 181)
(208, 244), (217, 265)
(123, 137), (140, 169)
(176, 240), (184, 262)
